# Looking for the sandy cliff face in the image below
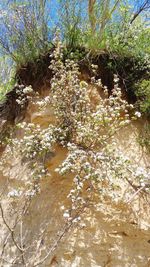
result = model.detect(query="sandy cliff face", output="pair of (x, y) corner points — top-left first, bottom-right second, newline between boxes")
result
(0, 88), (150, 267)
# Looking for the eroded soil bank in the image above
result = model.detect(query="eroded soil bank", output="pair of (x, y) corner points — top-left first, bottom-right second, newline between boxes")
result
(0, 87), (150, 267)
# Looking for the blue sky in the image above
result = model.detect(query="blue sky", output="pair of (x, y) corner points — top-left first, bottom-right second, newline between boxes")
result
(0, 0), (149, 84)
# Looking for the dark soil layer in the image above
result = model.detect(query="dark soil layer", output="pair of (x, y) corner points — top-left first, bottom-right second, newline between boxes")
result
(1, 48), (149, 125)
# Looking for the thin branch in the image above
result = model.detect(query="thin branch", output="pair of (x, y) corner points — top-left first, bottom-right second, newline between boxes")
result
(20, 220), (26, 266)
(130, 0), (150, 24)
(0, 203), (24, 252)
(127, 185), (146, 203)
(0, 233), (11, 267)
(33, 203), (88, 267)
(88, 0), (96, 34)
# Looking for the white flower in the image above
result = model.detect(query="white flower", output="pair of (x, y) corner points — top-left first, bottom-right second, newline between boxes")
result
(63, 212), (70, 218)
(8, 189), (22, 198)
(16, 99), (22, 105)
(135, 111), (141, 118)
(114, 75), (119, 83)
(23, 86), (33, 94)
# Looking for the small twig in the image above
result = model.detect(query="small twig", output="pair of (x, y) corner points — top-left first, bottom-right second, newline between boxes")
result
(33, 203), (88, 267)
(0, 203), (24, 253)
(0, 233), (11, 267)
(127, 185), (146, 204)
(20, 220), (26, 266)
(0, 257), (14, 266)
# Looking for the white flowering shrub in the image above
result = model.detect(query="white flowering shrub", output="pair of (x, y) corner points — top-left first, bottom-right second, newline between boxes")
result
(1, 39), (149, 210)
(49, 40), (88, 143)
(15, 122), (55, 161)
(46, 39), (150, 216)
(50, 39), (135, 148)
(0, 121), (56, 202)
(0, 38), (150, 266)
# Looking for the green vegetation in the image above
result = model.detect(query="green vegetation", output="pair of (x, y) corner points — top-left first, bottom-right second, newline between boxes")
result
(138, 121), (150, 153)
(135, 79), (150, 116)
(0, 1), (149, 107)
(0, 0), (52, 65)
(0, 1), (149, 61)
(0, 56), (16, 101)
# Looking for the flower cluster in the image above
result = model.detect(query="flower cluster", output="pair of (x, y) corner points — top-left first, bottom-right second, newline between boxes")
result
(56, 142), (137, 211)
(1, 39), (149, 218)
(49, 41), (136, 150)
(49, 40), (150, 215)
(16, 85), (33, 107)
(0, 121), (55, 200)
(15, 122), (55, 161)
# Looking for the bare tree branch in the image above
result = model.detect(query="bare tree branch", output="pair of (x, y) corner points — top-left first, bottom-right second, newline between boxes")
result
(88, 0), (96, 34)
(0, 203), (24, 252)
(130, 0), (150, 24)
